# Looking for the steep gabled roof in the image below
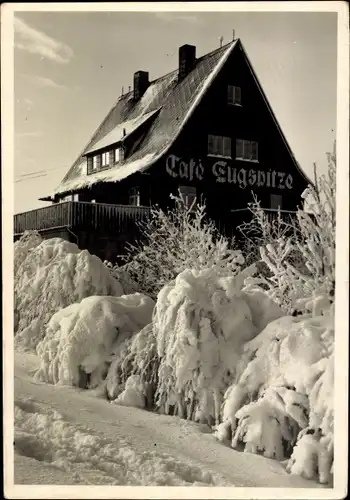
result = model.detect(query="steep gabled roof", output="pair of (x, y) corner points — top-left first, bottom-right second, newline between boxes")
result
(238, 43), (313, 186)
(53, 40), (238, 195)
(53, 38), (312, 197)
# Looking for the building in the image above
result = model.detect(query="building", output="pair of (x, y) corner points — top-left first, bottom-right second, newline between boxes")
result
(14, 36), (311, 262)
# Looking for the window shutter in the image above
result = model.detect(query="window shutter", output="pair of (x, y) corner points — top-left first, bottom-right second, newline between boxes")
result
(227, 85), (233, 104)
(235, 86), (241, 104)
(236, 139), (243, 158)
(120, 147), (125, 162)
(109, 150), (114, 165)
(87, 157), (93, 174)
(96, 154), (101, 171)
(223, 137), (231, 157)
(244, 140), (252, 160)
(251, 141), (258, 161)
(208, 135), (214, 154)
(217, 136), (224, 156)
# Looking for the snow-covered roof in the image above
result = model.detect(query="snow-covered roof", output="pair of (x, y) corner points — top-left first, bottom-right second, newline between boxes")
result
(84, 109), (161, 155)
(52, 38), (311, 197)
(53, 41), (238, 196)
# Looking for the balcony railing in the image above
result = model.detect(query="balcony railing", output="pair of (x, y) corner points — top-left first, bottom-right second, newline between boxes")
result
(14, 201), (151, 236)
(230, 207), (297, 223)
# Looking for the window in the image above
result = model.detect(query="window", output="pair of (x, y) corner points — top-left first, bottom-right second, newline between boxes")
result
(101, 152), (109, 168)
(179, 185), (197, 209)
(114, 148), (120, 164)
(208, 135), (232, 157)
(93, 154), (101, 171)
(235, 139), (258, 161)
(228, 85), (242, 105)
(270, 194), (283, 210)
(87, 155), (101, 174)
(72, 193), (79, 201)
(129, 187), (141, 206)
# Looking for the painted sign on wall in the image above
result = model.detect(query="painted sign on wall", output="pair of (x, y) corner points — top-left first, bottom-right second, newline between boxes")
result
(165, 154), (294, 190)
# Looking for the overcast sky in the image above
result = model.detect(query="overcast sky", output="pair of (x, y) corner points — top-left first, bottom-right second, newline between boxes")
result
(14, 9), (337, 214)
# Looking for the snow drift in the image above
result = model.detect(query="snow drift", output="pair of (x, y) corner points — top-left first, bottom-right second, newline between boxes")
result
(36, 293), (155, 388)
(15, 237), (124, 351)
(216, 309), (334, 484)
(106, 266), (283, 424)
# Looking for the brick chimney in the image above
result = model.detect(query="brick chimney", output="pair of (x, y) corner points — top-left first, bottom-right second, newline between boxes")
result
(178, 44), (196, 80)
(133, 71), (149, 100)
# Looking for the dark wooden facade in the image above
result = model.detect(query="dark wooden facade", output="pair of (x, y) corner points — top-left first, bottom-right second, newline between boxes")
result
(15, 39), (309, 262)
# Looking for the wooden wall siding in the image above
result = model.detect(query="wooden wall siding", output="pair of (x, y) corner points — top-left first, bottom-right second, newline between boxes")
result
(14, 201), (151, 236)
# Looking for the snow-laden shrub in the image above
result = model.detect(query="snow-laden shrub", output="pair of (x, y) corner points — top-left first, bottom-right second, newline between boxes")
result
(14, 231), (43, 331)
(216, 310), (334, 484)
(239, 144), (336, 315)
(123, 194), (244, 299)
(105, 323), (159, 406)
(104, 261), (140, 295)
(14, 230), (42, 276)
(14, 238), (124, 351)
(35, 293), (155, 388)
(150, 266), (283, 425)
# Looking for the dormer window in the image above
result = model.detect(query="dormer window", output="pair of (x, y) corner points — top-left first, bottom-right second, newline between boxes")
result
(101, 152), (109, 168)
(114, 148), (120, 164)
(228, 85), (241, 106)
(87, 154), (101, 174)
(93, 155), (99, 171)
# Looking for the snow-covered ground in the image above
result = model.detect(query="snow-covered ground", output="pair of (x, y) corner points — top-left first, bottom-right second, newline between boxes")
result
(11, 351), (325, 492)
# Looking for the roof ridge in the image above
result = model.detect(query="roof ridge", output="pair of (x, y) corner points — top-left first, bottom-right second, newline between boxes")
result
(118, 40), (235, 100)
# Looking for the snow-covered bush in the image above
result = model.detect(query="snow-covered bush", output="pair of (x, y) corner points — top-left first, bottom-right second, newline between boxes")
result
(216, 310), (334, 484)
(14, 231), (43, 331)
(105, 323), (159, 406)
(35, 293), (155, 388)
(104, 260), (140, 295)
(148, 266), (283, 425)
(14, 230), (42, 276)
(239, 144), (336, 315)
(15, 238), (124, 351)
(122, 194), (244, 299)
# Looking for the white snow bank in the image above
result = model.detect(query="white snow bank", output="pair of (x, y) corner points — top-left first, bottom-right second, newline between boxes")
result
(15, 237), (124, 352)
(150, 266), (283, 424)
(216, 311), (334, 484)
(36, 294), (155, 388)
(14, 395), (225, 486)
(14, 351), (326, 487)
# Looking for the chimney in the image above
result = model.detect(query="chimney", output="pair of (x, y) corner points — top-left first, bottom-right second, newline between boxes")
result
(133, 71), (149, 100)
(178, 44), (196, 80)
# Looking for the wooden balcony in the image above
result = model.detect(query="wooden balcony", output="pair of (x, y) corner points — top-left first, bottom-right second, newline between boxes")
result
(230, 207), (297, 224)
(14, 201), (151, 237)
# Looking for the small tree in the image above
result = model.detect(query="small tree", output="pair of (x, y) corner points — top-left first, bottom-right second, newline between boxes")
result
(119, 193), (244, 299)
(239, 143), (336, 315)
